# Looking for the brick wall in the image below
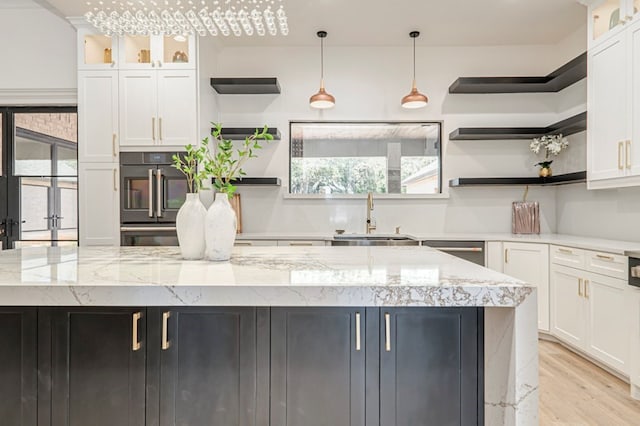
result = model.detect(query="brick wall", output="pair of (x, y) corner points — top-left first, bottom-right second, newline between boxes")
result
(15, 113), (77, 143)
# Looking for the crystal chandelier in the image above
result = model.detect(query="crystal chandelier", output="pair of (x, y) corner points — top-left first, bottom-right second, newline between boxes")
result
(84, 0), (289, 37)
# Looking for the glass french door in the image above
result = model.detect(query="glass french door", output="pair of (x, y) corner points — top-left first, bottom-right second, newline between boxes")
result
(0, 107), (78, 249)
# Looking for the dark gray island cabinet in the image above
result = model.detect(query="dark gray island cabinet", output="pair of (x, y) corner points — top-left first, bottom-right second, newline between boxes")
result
(0, 306), (482, 426)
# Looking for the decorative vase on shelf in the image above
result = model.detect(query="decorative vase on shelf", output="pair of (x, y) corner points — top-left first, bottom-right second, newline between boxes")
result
(536, 160), (553, 178)
(204, 193), (238, 261)
(176, 193), (207, 260)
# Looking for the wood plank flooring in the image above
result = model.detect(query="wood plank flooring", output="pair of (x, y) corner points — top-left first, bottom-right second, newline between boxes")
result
(539, 340), (640, 425)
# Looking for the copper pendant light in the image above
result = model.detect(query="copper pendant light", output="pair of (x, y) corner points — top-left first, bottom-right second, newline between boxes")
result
(310, 30), (336, 109)
(401, 31), (428, 109)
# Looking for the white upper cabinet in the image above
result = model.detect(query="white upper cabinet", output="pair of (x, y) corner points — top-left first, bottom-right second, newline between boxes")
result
(118, 35), (196, 70)
(586, 0), (640, 188)
(119, 70), (196, 148)
(588, 34), (628, 182)
(587, 0), (637, 47)
(156, 71), (197, 147)
(78, 71), (119, 162)
(77, 28), (118, 70)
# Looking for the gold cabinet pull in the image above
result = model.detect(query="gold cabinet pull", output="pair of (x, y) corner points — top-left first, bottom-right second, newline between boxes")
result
(235, 242), (252, 246)
(162, 311), (171, 350)
(132, 312), (142, 351)
(112, 133), (117, 157)
(159, 117), (163, 143)
(504, 248), (508, 264)
(558, 248), (573, 255)
(619, 141), (624, 170)
(152, 117), (156, 143)
(288, 242), (313, 246)
(627, 140), (632, 169)
(585, 280), (590, 299)
(355, 312), (361, 351)
(113, 168), (118, 191)
(578, 278), (583, 297)
(384, 312), (391, 352)
(596, 254), (614, 261)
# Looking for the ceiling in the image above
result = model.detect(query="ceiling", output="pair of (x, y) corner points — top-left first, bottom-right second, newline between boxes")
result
(40, 0), (586, 47)
(0, 0), (41, 9)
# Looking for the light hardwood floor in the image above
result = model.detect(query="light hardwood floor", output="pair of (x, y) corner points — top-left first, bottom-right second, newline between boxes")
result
(539, 340), (640, 425)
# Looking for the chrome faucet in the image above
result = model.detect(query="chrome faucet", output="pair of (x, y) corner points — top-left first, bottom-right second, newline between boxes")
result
(366, 192), (376, 234)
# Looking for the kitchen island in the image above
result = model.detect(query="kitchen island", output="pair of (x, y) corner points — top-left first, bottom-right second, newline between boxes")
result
(0, 246), (537, 426)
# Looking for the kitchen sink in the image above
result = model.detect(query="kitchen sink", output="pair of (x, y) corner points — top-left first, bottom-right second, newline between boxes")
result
(331, 234), (419, 246)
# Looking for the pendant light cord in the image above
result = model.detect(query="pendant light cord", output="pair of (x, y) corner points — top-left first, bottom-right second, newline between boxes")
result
(320, 37), (324, 81)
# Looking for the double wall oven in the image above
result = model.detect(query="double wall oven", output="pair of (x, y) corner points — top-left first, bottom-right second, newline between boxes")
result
(120, 152), (187, 246)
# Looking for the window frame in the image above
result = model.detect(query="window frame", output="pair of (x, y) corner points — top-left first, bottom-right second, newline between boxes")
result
(287, 120), (444, 199)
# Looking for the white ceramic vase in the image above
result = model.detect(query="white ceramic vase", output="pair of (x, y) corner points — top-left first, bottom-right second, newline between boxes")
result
(176, 193), (207, 260)
(204, 193), (237, 261)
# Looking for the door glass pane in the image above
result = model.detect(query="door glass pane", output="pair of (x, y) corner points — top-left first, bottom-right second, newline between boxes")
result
(166, 178), (187, 209)
(14, 137), (51, 176)
(126, 179), (150, 210)
(163, 35), (190, 64)
(635, 0), (640, 17)
(58, 146), (78, 176)
(58, 178), (78, 241)
(20, 177), (50, 241)
(123, 35), (151, 64)
(593, 0), (624, 40)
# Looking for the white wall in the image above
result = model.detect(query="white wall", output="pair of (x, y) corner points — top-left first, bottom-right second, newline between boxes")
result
(198, 37), (587, 235)
(0, 7), (76, 93)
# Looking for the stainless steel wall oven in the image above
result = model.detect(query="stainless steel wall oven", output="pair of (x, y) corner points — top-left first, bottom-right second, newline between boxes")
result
(120, 152), (186, 246)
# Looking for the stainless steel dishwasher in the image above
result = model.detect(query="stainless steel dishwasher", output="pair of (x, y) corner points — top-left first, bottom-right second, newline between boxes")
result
(421, 240), (485, 266)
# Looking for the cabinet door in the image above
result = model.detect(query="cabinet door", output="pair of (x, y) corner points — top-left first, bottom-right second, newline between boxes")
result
(0, 308), (36, 426)
(155, 35), (197, 70)
(550, 264), (587, 349)
(629, 19), (640, 175)
(271, 308), (366, 426)
(119, 70), (157, 146)
(47, 308), (146, 426)
(585, 272), (629, 373)
(157, 307), (265, 426)
(78, 71), (118, 163)
(77, 29), (118, 70)
(504, 242), (550, 331)
(629, 287), (640, 393)
(156, 70), (197, 147)
(379, 308), (480, 426)
(588, 33), (629, 181)
(78, 163), (119, 246)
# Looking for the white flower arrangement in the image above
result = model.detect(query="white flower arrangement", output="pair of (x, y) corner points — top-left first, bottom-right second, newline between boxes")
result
(530, 134), (569, 158)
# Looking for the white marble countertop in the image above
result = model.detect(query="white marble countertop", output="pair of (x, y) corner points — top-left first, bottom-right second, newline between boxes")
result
(0, 246), (532, 307)
(236, 232), (640, 255)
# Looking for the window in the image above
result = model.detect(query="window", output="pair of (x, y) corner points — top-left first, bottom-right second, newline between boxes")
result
(289, 122), (441, 195)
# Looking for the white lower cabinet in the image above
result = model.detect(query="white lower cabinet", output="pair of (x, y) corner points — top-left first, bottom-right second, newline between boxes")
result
(630, 287), (640, 398)
(550, 247), (629, 375)
(79, 163), (120, 246)
(550, 264), (586, 348)
(586, 271), (629, 373)
(502, 242), (550, 331)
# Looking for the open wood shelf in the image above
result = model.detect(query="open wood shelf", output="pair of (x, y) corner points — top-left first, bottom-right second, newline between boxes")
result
(448, 52), (587, 94)
(449, 171), (586, 187)
(449, 112), (587, 141)
(210, 77), (281, 94)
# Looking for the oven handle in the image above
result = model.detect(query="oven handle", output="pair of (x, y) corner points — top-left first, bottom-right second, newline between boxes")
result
(429, 247), (483, 252)
(121, 226), (177, 232)
(156, 169), (163, 217)
(148, 169), (154, 218)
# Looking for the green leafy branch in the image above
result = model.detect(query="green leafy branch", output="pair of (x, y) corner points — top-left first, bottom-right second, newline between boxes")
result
(203, 124), (274, 198)
(171, 144), (208, 193)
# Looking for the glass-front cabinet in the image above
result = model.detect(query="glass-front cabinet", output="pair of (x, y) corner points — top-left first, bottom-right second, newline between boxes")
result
(77, 29), (195, 70)
(78, 28), (118, 69)
(590, 0), (639, 43)
(119, 35), (196, 69)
